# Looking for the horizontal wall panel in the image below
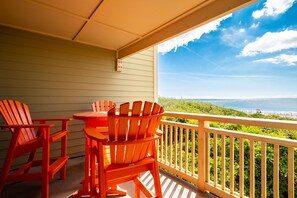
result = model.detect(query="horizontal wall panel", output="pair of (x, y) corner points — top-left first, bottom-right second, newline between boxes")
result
(0, 79), (153, 91)
(0, 25), (157, 168)
(0, 52), (115, 71)
(0, 77), (152, 88)
(0, 62), (153, 80)
(124, 62), (153, 70)
(0, 88), (153, 98)
(0, 96), (154, 106)
(123, 57), (153, 67)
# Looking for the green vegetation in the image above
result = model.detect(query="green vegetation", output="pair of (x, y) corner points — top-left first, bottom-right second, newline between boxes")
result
(159, 97), (297, 139)
(159, 97), (248, 117)
(158, 97), (297, 198)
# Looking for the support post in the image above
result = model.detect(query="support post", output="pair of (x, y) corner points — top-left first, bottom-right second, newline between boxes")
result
(198, 120), (209, 191)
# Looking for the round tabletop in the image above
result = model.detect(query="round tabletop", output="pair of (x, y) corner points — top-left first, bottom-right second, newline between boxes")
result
(73, 111), (107, 120)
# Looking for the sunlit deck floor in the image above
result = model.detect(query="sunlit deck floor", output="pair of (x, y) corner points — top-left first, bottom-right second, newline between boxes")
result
(0, 157), (216, 198)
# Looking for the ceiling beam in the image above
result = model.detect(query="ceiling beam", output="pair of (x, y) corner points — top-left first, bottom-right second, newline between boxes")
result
(117, 0), (258, 59)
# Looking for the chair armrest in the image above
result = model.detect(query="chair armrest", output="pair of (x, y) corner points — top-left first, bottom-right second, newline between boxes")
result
(50, 130), (68, 142)
(84, 127), (109, 142)
(33, 118), (72, 123)
(156, 129), (163, 136)
(0, 124), (54, 139)
(0, 124), (54, 129)
(33, 118), (72, 132)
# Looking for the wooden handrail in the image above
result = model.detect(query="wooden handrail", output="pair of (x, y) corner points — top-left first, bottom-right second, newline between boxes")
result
(158, 111), (297, 198)
(165, 111), (297, 130)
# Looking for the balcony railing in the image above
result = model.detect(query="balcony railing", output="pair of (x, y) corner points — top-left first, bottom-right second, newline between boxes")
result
(157, 112), (297, 198)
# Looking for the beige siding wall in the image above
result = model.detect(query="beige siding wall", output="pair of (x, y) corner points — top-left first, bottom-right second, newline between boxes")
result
(0, 25), (157, 166)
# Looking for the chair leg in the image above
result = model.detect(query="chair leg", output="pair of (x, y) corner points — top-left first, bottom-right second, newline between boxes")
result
(60, 165), (67, 180)
(153, 162), (162, 198)
(90, 142), (97, 198)
(24, 150), (37, 173)
(41, 175), (49, 198)
(97, 143), (107, 198)
(60, 135), (67, 180)
(135, 174), (141, 198)
(42, 132), (50, 198)
(0, 132), (21, 192)
(135, 186), (140, 198)
(0, 157), (14, 192)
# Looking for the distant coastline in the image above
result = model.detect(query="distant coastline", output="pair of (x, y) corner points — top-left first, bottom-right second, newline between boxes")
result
(243, 110), (297, 119)
(186, 98), (297, 118)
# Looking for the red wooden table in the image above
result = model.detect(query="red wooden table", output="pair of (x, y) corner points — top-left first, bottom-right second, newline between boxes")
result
(73, 111), (108, 128)
(72, 111), (108, 197)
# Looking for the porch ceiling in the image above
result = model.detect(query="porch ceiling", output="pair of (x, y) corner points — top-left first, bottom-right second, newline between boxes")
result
(0, 0), (257, 58)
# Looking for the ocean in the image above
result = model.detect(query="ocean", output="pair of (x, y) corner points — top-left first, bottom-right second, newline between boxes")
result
(191, 98), (297, 113)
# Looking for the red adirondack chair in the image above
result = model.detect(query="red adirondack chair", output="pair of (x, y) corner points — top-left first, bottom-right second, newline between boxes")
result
(84, 101), (164, 197)
(0, 100), (71, 198)
(91, 100), (116, 112)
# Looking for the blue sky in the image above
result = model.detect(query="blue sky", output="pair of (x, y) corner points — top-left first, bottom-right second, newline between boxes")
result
(158, 0), (297, 99)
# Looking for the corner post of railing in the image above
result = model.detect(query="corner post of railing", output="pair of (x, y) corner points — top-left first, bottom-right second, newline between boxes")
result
(198, 119), (209, 192)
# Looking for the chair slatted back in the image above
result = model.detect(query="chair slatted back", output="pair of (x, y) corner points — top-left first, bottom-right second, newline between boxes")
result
(0, 100), (36, 144)
(91, 100), (116, 112)
(107, 101), (164, 165)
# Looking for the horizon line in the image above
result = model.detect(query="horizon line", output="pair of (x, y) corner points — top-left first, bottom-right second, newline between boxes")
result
(159, 96), (297, 100)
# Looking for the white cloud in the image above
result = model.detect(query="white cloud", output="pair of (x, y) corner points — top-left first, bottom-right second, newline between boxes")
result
(255, 54), (297, 66)
(240, 29), (297, 56)
(252, 0), (296, 19)
(250, 22), (260, 29)
(158, 14), (232, 54)
(221, 27), (249, 48)
(239, 28), (245, 33)
(160, 72), (275, 79)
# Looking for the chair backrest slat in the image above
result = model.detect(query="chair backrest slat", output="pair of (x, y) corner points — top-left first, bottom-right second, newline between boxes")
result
(10, 101), (34, 142)
(15, 101), (33, 140)
(0, 100), (36, 144)
(138, 102), (153, 139)
(118, 102), (129, 141)
(0, 100), (14, 125)
(22, 103), (35, 140)
(91, 100), (116, 112)
(128, 101), (142, 139)
(115, 102), (129, 164)
(107, 101), (164, 165)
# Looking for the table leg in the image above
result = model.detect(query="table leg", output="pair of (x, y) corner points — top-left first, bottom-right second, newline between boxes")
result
(71, 117), (125, 197)
(70, 136), (91, 197)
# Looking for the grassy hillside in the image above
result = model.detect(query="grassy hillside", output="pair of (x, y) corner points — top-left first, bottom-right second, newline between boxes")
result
(158, 97), (297, 121)
(158, 97), (297, 139)
(158, 97), (248, 116)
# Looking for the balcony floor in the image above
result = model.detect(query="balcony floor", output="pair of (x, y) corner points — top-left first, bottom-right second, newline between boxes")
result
(0, 157), (216, 198)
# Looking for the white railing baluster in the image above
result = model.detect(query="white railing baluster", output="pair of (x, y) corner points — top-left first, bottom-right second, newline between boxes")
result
(179, 127), (183, 170)
(221, 135), (226, 191)
(165, 124), (168, 165)
(160, 124), (164, 162)
(191, 128), (195, 176)
(250, 140), (255, 198)
(214, 133), (218, 187)
(206, 131), (210, 183)
(239, 138), (244, 197)
(174, 126), (178, 168)
(230, 137), (235, 195)
(185, 128), (189, 174)
(170, 125), (173, 166)
(273, 144), (279, 198)
(261, 142), (267, 198)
